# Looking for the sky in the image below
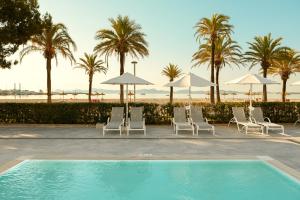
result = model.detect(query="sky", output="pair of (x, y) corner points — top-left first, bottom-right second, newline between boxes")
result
(1, 0), (300, 94)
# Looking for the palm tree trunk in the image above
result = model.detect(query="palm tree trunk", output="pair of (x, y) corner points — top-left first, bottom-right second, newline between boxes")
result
(88, 74), (93, 103)
(170, 86), (173, 104)
(216, 65), (221, 103)
(262, 68), (268, 102)
(46, 57), (52, 103)
(120, 52), (125, 103)
(282, 78), (287, 102)
(210, 39), (215, 104)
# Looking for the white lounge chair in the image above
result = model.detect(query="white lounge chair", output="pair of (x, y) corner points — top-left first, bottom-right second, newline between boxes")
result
(231, 107), (263, 135)
(172, 107), (194, 135)
(127, 107), (146, 136)
(190, 106), (215, 135)
(251, 107), (286, 135)
(103, 107), (124, 136)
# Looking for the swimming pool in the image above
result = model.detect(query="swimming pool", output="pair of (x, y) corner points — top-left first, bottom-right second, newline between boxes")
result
(0, 160), (299, 200)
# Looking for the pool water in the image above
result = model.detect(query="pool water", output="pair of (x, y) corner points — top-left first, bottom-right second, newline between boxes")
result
(0, 160), (300, 200)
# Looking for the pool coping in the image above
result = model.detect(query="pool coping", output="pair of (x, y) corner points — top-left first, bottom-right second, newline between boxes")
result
(1, 156), (300, 181)
(0, 159), (24, 175)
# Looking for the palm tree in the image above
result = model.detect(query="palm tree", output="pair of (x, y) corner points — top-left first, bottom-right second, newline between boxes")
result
(269, 48), (300, 102)
(192, 36), (243, 103)
(244, 33), (285, 102)
(75, 53), (108, 103)
(94, 15), (149, 103)
(194, 13), (233, 104)
(20, 13), (76, 103)
(161, 64), (182, 104)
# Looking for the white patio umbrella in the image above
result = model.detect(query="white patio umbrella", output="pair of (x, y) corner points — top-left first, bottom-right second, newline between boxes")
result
(291, 81), (300, 86)
(101, 72), (153, 124)
(164, 72), (215, 106)
(226, 73), (279, 116)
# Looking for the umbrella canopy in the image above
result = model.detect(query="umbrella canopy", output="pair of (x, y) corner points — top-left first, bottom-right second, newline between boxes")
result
(101, 72), (153, 126)
(226, 73), (278, 85)
(226, 73), (279, 117)
(164, 73), (215, 87)
(102, 72), (153, 85)
(291, 81), (300, 86)
(164, 73), (214, 107)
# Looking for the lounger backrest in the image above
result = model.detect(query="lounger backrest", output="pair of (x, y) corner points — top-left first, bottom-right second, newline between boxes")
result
(110, 107), (124, 122)
(232, 107), (247, 122)
(191, 106), (205, 122)
(252, 107), (265, 123)
(173, 107), (187, 123)
(130, 107), (143, 122)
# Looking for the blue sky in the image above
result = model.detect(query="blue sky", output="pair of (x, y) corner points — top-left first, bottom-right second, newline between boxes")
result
(1, 0), (300, 94)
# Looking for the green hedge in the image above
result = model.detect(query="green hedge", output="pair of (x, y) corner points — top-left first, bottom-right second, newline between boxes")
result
(0, 102), (299, 124)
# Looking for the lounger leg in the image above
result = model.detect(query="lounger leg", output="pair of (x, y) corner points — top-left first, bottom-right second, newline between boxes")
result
(192, 126), (195, 136)
(212, 126), (215, 136)
(266, 127), (269, 135)
(245, 126), (248, 135)
(281, 126), (285, 135)
(236, 124), (241, 133)
(228, 118), (234, 127)
(196, 126), (199, 136)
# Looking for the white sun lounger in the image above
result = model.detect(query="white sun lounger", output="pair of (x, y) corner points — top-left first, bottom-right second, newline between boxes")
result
(190, 106), (215, 135)
(172, 107), (194, 135)
(127, 107), (146, 136)
(103, 107), (124, 136)
(231, 107), (263, 135)
(251, 107), (286, 135)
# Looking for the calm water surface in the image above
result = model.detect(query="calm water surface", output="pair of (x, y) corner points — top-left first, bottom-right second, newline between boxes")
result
(0, 160), (300, 200)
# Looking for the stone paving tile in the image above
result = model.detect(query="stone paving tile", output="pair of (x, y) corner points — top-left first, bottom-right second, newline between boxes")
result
(0, 124), (299, 139)
(0, 124), (299, 175)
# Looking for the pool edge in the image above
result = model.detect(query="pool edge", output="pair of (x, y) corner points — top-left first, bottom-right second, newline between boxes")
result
(1, 156), (300, 182)
(0, 159), (25, 175)
(264, 158), (300, 183)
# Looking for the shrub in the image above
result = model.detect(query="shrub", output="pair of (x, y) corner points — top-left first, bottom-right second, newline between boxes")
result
(0, 102), (298, 124)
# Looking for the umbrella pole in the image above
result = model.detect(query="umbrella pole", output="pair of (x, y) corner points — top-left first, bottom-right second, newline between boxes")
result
(126, 84), (128, 127)
(189, 86), (192, 108)
(249, 83), (253, 118)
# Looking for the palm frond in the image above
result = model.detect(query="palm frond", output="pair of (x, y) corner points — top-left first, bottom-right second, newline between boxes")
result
(75, 53), (108, 76)
(192, 36), (243, 69)
(19, 45), (43, 62)
(94, 15), (149, 66)
(244, 33), (284, 71)
(161, 63), (182, 81)
(269, 48), (300, 79)
(20, 14), (77, 66)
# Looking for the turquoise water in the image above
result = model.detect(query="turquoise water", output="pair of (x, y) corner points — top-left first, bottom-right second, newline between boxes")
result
(0, 160), (300, 200)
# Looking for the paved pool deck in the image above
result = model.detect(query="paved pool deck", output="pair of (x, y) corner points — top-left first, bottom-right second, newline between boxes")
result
(0, 124), (300, 173)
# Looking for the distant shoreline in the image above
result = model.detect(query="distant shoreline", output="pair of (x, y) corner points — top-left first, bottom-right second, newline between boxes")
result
(0, 98), (299, 103)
